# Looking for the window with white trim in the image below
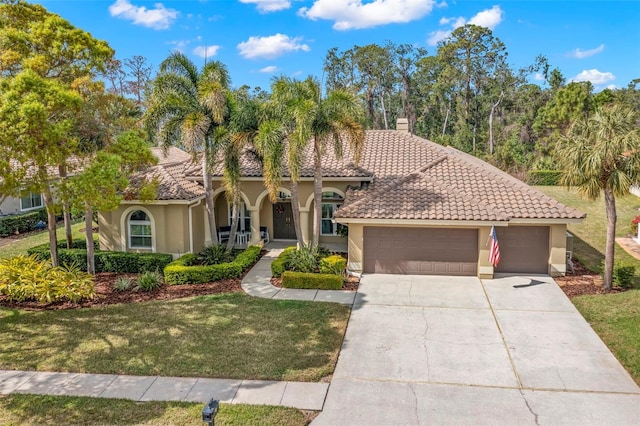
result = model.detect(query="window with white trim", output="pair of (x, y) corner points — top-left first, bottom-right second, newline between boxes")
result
(228, 202), (251, 232)
(321, 192), (344, 236)
(20, 192), (43, 211)
(129, 210), (152, 249)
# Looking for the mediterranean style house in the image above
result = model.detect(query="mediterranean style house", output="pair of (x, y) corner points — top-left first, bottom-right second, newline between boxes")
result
(98, 120), (585, 279)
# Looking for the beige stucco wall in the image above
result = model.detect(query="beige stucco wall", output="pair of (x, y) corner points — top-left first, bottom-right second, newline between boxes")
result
(477, 226), (494, 279)
(98, 202), (195, 257)
(549, 224), (568, 276)
(0, 196), (21, 215)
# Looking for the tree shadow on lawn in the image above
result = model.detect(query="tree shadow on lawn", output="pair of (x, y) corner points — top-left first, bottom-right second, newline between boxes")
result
(0, 293), (349, 382)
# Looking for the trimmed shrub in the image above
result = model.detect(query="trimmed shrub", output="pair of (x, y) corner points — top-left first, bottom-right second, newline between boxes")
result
(527, 170), (562, 186)
(27, 245), (172, 274)
(0, 255), (95, 303)
(0, 209), (48, 237)
(319, 255), (347, 275)
(135, 270), (163, 292)
(613, 264), (636, 289)
(197, 244), (234, 265)
(287, 244), (317, 273)
(271, 246), (297, 278)
(282, 271), (343, 290)
(164, 245), (261, 285)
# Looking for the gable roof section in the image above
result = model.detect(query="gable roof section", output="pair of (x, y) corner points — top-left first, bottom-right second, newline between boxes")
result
(335, 132), (585, 221)
(127, 159), (204, 202)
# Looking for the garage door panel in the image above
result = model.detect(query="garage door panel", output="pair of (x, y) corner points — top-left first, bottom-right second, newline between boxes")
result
(494, 226), (549, 274)
(364, 227), (478, 276)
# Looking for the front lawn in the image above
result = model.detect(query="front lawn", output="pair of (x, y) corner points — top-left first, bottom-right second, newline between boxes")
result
(0, 222), (87, 260)
(573, 290), (640, 384)
(536, 186), (640, 275)
(0, 293), (349, 382)
(0, 394), (310, 426)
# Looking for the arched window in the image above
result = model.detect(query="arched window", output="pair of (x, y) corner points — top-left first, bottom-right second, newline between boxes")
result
(129, 210), (152, 249)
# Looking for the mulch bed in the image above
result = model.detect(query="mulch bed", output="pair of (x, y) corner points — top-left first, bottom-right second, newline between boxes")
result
(555, 259), (627, 299)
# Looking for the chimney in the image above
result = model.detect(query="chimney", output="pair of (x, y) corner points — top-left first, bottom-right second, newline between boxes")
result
(396, 117), (409, 133)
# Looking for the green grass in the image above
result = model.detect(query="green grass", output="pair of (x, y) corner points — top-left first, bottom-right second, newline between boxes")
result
(0, 394), (310, 425)
(573, 290), (640, 384)
(535, 186), (640, 274)
(0, 293), (349, 382)
(0, 222), (87, 260)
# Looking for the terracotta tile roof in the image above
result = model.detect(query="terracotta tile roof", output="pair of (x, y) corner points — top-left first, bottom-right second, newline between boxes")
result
(335, 132), (585, 221)
(126, 150), (204, 201)
(150, 146), (194, 165)
(142, 133), (585, 221)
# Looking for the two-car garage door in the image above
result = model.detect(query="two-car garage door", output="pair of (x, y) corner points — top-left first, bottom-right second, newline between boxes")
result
(363, 226), (551, 276)
(364, 227), (478, 276)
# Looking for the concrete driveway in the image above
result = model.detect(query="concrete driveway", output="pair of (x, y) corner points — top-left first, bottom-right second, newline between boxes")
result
(313, 274), (640, 425)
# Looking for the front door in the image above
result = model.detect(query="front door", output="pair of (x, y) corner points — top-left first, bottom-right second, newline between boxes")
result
(273, 202), (296, 239)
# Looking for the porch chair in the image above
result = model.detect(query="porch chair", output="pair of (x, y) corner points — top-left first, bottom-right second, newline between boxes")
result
(260, 226), (269, 244)
(218, 226), (231, 244)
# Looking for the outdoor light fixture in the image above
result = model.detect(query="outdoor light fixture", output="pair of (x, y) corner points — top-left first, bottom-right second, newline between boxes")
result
(201, 399), (219, 426)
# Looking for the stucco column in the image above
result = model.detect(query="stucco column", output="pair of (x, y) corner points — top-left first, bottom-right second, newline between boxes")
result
(477, 226), (494, 279)
(347, 224), (363, 274)
(249, 208), (261, 245)
(549, 224), (567, 276)
(299, 207), (310, 245)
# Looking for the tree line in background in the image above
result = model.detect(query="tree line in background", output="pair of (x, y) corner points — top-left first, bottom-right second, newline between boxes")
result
(1, 0), (639, 290)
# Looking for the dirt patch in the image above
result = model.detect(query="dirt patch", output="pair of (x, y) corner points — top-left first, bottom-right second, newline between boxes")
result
(556, 259), (627, 299)
(270, 275), (359, 291)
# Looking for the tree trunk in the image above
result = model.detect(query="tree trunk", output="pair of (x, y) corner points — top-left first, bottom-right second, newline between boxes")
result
(226, 194), (240, 251)
(442, 98), (451, 137)
(59, 164), (73, 249)
(489, 91), (504, 155)
(202, 152), (218, 244)
(312, 138), (323, 247)
(85, 202), (95, 274)
(380, 92), (388, 130)
(603, 188), (617, 291)
(290, 180), (304, 247)
(42, 187), (59, 267)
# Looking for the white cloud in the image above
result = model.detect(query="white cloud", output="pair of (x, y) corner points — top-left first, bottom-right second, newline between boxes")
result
(467, 5), (503, 29)
(428, 5), (504, 46)
(534, 72), (545, 81)
(259, 65), (278, 73)
(167, 39), (191, 52)
(193, 45), (221, 58)
(567, 44), (605, 59)
(108, 0), (178, 30)
(606, 84), (617, 90)
(240, 0), (291, 13)
(572, 69), (615, 85)
(237, 34), (310, 59)
(299, 0), (436, 30)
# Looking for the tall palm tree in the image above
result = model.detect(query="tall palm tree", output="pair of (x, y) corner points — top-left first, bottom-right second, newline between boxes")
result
(557, 103), (640, 290)
(144, 52), (230, 244)
(271, 76), (365, 246)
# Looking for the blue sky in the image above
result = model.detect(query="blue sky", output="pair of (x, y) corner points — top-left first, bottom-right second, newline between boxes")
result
(36, 0), (639, 92)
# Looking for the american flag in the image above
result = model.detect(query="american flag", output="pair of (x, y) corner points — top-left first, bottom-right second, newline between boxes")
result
(489, 226), (501, 267)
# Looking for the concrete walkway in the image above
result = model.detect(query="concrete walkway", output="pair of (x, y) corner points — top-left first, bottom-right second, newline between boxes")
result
(241, 246), (356, 305)
(0, 369), (328, 410)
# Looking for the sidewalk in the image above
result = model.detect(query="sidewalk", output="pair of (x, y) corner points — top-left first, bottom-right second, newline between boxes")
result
(0, 370), (328, 410)
(241, 247), (356, 305)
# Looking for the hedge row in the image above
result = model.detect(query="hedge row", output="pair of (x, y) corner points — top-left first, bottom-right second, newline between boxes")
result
(164, 245), (261, 285)
(0, 209), (48, 237)
(270, 246), (297, 278)
(319, 255), (347, 275)
(282, 271), (343, 290)
(28, 245), (172, 274)
(527, 170), (562, 186)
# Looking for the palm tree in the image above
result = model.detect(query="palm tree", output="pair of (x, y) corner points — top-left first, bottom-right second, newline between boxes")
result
(144, 53), (230, 244)
(557, 103), (640, 290)
(271, 76), (365, 246)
